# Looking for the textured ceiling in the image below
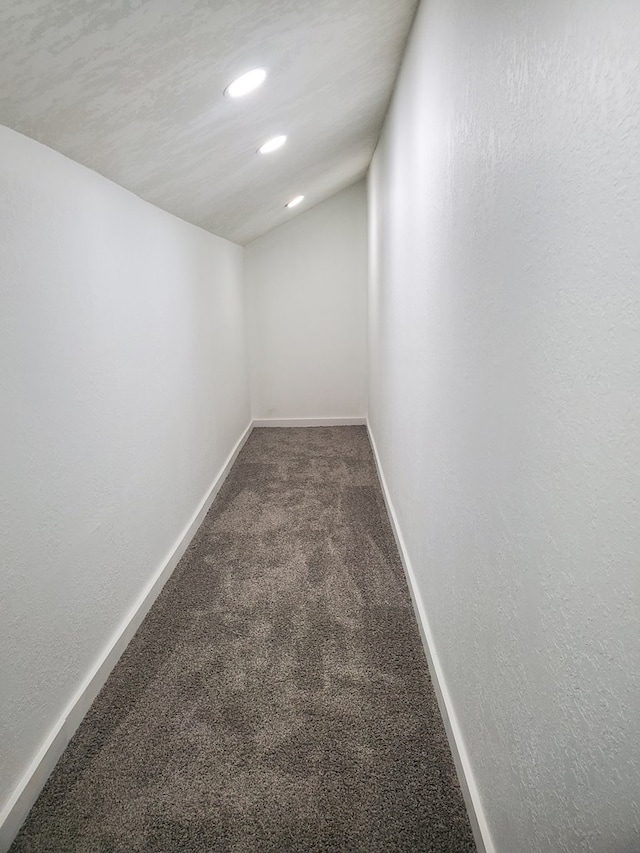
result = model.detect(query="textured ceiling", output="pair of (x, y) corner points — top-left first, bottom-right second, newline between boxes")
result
(0, 0), (418, 244)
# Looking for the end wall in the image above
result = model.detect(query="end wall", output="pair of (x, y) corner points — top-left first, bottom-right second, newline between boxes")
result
(368, 1), (640, 851)
(0, 125), (250, 839)
(245, 182), (368, 421)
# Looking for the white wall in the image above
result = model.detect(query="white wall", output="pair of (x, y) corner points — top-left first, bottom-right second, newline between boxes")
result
(0, 126), (250, 832)
(246, 182), (367, 421)
(368, 1), (640, 851)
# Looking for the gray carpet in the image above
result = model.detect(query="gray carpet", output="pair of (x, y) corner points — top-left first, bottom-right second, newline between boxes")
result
(11, 427), (476, 852)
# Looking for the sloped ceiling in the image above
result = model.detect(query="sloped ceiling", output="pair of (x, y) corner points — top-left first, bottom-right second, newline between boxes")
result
(0, 0), (418, 244)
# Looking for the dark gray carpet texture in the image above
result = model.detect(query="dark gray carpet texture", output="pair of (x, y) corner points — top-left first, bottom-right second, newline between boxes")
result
(11, 427), (476, 852)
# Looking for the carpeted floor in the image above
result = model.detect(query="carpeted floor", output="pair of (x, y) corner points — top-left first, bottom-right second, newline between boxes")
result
(11, 427), (476, 853)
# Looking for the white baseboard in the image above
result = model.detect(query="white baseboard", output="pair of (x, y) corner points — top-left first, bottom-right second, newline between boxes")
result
(0, 421), (253, 853)
(366, 422), (495, 853)
(252, 417), (366, 428)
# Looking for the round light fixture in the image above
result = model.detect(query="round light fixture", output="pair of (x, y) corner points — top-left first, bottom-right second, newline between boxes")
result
(286, 195), (304, 208)
(224, 68), (266, 98)
(258, 135), (287, 154)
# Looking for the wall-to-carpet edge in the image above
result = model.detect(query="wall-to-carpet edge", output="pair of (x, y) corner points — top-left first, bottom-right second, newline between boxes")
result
(0, 422), (253, 853)
(367, 422), (496, 853)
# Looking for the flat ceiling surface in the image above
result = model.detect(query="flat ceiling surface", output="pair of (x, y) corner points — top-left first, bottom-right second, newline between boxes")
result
(0, 0), (418, 244)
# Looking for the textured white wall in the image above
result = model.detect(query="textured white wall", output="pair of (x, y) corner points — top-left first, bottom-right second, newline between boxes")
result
(0, 126), (250, 820)
(246, 182), (367, 420)
(368, 1), (640, 851)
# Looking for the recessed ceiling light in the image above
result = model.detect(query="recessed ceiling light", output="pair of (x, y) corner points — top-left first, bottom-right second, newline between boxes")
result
(224, 68), (266, 98)
(286, 195), (304, 208)
(258, 135), (287, 154)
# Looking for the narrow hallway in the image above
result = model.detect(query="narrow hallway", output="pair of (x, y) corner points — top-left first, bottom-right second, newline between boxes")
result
(11, 427), (474, 852)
